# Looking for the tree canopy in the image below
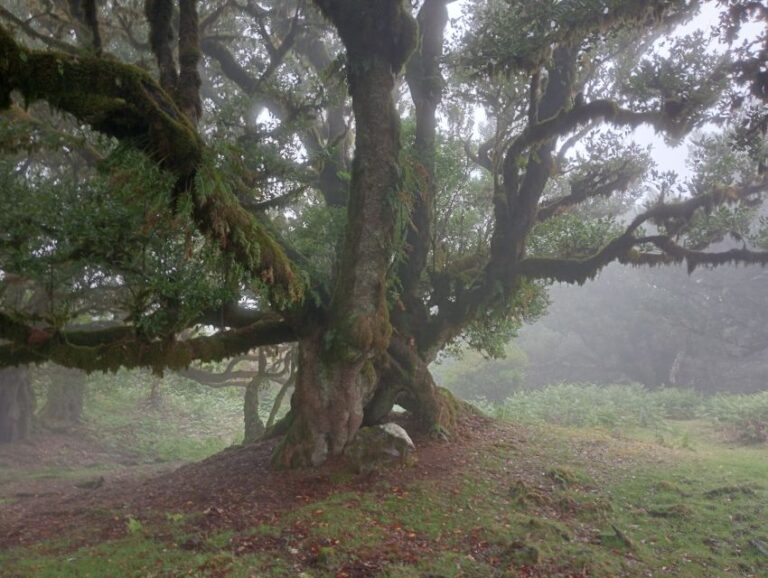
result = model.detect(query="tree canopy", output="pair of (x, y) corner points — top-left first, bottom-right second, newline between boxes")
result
(1, 0), (767, 466)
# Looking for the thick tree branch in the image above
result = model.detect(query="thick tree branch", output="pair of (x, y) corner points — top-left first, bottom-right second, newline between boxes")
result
(178, 0), (203, 123)
(520, 178), (768, 284)
(464, 137), (495, 172)
(626, 181), (766, 234)
(0, 26), (304, 302)
(196, 305), (284, 329)
(145, 0), (178, 94)
(519, 233), (768, 284)
(0, 313), (295, 371)
(0, 23), (202, 175)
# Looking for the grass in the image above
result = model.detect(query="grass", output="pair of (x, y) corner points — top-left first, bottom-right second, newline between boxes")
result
(0, 464), (112, 486)
(82, 372), (245, 463)
(3, 384), (768, 576)
(0, 371), (248, 499)
(485, 382), (704, 430)
(4, 422), (768, 576)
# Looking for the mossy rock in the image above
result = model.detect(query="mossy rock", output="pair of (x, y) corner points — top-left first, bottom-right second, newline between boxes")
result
(344, 423), (415, 475)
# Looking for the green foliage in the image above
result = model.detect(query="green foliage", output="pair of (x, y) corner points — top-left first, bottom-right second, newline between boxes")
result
(491, 383), (704, 429)
(435, 343), (529, 402)
(621, 31), (728, 112)
(529, 214), (624, 259)
(0, 147), (240, 335)
(125, 515), (144, 535)
(84, 370), (244, 462)
(460, 0), (695, 77)
(705, 391), (768, 444)
(478, 382), (768, 447)
(283, 198), (347, 287)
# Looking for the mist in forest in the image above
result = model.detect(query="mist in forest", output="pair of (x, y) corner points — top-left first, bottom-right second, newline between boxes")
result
(435, 260), (768, 401)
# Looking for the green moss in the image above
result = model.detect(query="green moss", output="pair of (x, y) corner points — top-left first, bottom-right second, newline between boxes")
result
(0, 26), (201, 175)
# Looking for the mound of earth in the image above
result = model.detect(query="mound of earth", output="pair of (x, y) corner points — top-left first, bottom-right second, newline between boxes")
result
(0, 413), (497, 550)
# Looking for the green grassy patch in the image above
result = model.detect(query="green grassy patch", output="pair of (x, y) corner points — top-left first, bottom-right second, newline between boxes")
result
(4, 385), (768, 576)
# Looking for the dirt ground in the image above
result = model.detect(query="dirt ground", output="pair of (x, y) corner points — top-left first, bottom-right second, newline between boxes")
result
(0, 413), (501, 552)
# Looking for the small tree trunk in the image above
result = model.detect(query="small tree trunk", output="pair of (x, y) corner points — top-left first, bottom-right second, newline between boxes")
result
(146, 375), (164, 409)
(243, 349), (267, 443)
(243, 376), (265, 443)
(0, 367), (35, 443)
(271, 331), (378, 468)
(42, 366), (85, 427)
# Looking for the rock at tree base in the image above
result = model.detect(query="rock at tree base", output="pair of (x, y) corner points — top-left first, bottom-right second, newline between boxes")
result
(344, 423), (415, 474)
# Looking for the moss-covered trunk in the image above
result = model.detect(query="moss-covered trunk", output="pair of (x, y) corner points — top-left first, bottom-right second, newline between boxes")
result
(272, 331), (379, 468)
(243, 377), (265, 443)
(0, 367), (35, 443)
(271, 0), (417, 467)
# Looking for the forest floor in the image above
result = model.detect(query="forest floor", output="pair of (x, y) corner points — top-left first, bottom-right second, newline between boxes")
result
(1, 411), (767, 577)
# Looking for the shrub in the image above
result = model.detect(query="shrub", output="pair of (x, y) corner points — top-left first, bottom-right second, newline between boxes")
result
(493, 383), (668, 429)
(705, 392), (768, 444)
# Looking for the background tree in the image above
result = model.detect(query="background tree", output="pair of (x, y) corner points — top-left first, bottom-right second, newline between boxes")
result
(41, 365), (86, 427)
(1, 0), (767, 467)
(0, 367), (34, 443)
(180, 345), (296, 442)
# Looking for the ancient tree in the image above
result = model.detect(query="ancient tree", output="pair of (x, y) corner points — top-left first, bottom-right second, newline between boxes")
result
(1, 0), (767, 465)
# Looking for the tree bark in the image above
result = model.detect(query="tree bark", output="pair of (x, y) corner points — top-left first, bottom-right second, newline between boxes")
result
(366, 335), (463, 436)
(243, 376), (265, 443)
(42, 366), (85, 426)
(0, 367), (35, 443)
(272, 0), (416, 468)
(243, 349), (267, 443)
(272, 330), (378, 467)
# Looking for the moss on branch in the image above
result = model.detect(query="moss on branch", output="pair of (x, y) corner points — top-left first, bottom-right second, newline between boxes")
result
(0, 24), (202, 176)
(0, 315), (295, 373)
(0, 24), (304, 302)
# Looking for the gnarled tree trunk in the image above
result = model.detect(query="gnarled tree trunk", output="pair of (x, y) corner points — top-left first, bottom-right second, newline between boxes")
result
(0, 367), (35, 443)
(366, 335), (464, 436)
(272, 330), (379, 467)
(271, 0), (417, 468)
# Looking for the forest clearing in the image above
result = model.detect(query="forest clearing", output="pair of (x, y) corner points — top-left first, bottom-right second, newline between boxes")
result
(2, 383), (768, 577)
